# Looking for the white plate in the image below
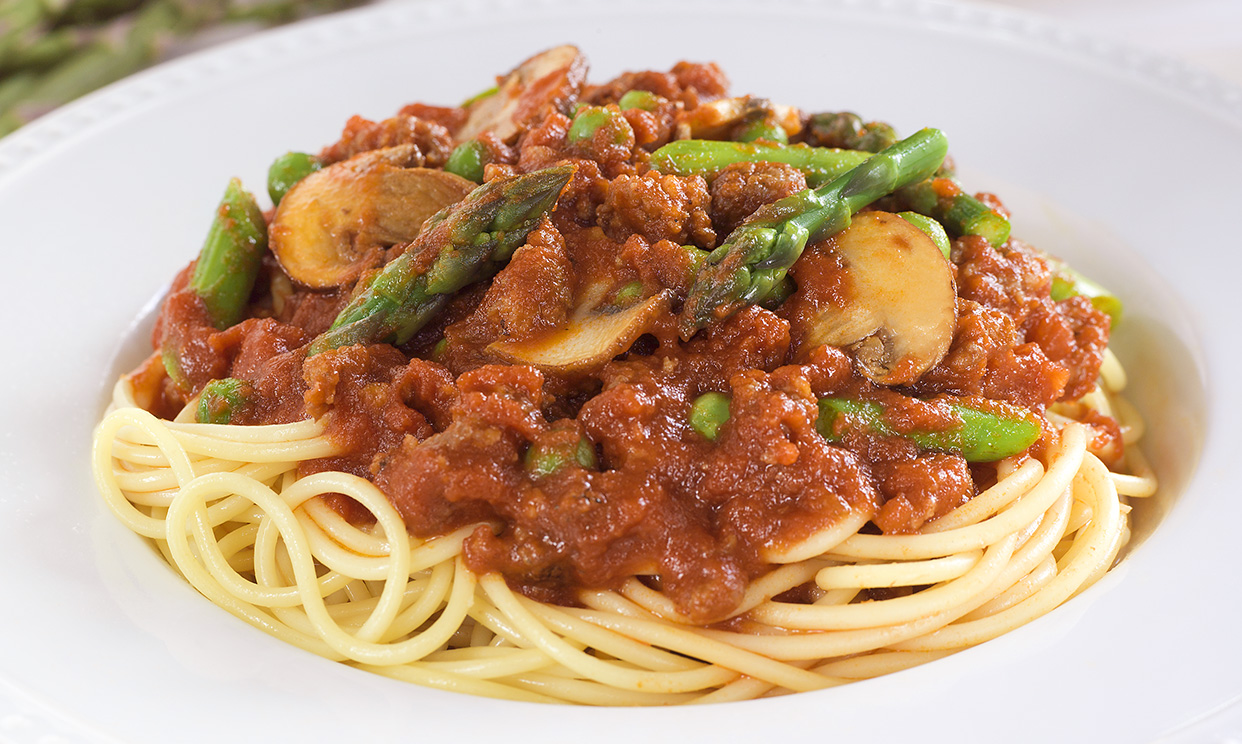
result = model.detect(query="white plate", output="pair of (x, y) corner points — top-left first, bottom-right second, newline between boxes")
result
(1, 1), (1238, 741)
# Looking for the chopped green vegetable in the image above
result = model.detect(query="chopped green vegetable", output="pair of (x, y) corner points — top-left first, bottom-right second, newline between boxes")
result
(898, 211), (951, 259)
(679, 128), (949, 338)
(525, 437), (598, 477)
(689, 392), (732, 442)
(444, 140), (490, 183)
(649, 140), (868, 186)
(816, 397), (1041, 462)
(195, 378), (254, 424)
(1046, 256), (1123, 323)
(267, 151), (323, 205)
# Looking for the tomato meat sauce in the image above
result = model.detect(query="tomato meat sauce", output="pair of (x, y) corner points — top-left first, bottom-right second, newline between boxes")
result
(144, 49), (1114, 624)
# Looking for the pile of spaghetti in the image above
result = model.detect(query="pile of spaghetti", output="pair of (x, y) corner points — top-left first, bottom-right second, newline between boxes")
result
(93, 46), (1156, 704)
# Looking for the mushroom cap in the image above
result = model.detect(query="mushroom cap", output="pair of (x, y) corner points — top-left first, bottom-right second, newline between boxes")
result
(788, 211), (956, 385)
(458, 44), (588, 143)
(680, 96), (803, 140)
(269, 145), (475, 288)
(487, 290), (672, 375)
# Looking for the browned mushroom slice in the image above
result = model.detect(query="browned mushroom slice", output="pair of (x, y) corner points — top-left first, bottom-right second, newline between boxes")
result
(679, 96), (803, 140)
(787, 211), (956, 385)
(457, 45), (588, 143)
(269, 145), (475, 288)
(487, 290), (673, 374)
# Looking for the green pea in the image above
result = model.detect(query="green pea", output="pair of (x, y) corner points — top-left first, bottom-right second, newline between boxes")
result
(689, 392), (732, 442)
(445, 140), (489, 183)
(267, 151), (322, 205)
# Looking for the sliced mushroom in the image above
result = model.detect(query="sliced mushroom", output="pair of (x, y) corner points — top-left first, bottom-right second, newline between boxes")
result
(457, 45), (588, 143)
(787, 211), (956, 385)
(487, 290), (673, 375)
(679, 96), (803, 140)
(269, 145), (475, 288)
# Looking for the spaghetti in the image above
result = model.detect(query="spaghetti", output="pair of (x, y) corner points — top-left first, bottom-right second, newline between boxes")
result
(90, 47), (1157, 704)
(92, 350), (1153, 704)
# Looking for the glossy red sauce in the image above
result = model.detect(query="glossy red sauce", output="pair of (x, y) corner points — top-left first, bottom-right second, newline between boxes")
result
(144, 57), (1115, 624)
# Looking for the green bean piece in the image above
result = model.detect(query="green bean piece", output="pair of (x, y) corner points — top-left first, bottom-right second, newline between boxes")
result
(898, 211), (952, 259)
(649, 140), (869, 187)
(525, 437), (598, 478)
(680, 128), (948, 337)
(689, 392), (732, 442)
(195, 378), (254, 424)
(267, 151), (323, 205)
(816, 397), (1042, 462)
(444, 140), (490, 183)
(308, 165), (573, 355)
(1046, 256), (1123, 323)
(191, 178), (268, 330)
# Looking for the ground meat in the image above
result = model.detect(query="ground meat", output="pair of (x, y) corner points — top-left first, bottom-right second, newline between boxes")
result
(872, 453), (974, 534)
(441, 221), (575, 367)
(145, 54), (1128, 627)
(916, 299), (1069, 409)
(953, 236), (1110, 402)
(396, 103), (468, 134)
(320, 114), (455, 167)
(709, 161), (807, 235)
(663, 306), (792, 395)
(584, 62), (729, 109)
(375, 365), (544, 537)
(300, 344), (436, 482)
(669, 61), (730, 106)
(597, 172), (716, 247)
(517, 113), (612, 224)
(619, 236), (699, 296)
(623, 105), (677, 150)
(700, 368), (879, 552)
(1023, 296), (1109, 400)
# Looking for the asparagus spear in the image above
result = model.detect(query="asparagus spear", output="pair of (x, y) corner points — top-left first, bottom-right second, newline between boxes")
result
(682, 388), (1038, 462)
(679, 127), (949, 338)
(190, 177), (268, 329)
(162, 177), (267, 391)
(894, 177), (1010, 248)
(306, 164), (573, 355)
(0, 0), (365, 135)
(816, 397), (1041, 462)
(1045, 255), (1122, 323)
(648, 140), (869, 186)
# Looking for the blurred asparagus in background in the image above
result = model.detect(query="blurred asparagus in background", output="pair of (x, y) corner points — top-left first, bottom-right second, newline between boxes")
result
(0, 0), (367, 135)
